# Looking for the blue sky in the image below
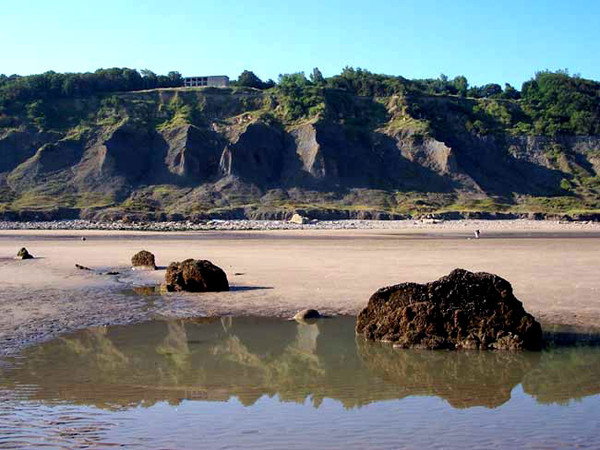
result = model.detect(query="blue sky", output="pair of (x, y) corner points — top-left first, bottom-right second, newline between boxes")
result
(1, 0), (598, 88)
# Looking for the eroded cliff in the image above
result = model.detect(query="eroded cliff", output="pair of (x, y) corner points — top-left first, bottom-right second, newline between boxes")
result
(1, 87), (599, 220)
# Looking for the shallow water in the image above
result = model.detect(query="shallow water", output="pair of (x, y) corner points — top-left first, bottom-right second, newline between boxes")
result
(1, 317), (600, 449)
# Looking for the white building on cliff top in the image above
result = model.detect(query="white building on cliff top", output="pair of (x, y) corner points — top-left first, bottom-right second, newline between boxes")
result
(183, 75), (229, 88)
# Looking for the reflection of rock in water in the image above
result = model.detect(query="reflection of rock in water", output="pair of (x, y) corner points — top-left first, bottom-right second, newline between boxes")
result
(522, 347), (600, 405)
(294, 323), (320, 353)
(356, 338), (541, 409)
(131, 285), (161, 296)
(2, 317), (600, 411)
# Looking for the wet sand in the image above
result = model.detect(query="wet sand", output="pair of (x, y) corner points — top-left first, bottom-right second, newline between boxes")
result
(1, 222), (599, 355)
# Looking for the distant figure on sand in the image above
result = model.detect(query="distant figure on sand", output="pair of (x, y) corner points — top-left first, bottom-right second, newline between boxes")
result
(474, 230), (481, 239)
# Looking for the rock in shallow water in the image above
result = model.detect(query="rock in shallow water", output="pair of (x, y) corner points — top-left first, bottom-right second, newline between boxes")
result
(131, 250), (156, 270)
(355, 268), (542, 350)
(164, 259), (229, 292)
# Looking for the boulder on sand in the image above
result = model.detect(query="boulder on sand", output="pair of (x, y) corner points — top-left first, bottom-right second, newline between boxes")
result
(356, 268), (542, 350)
(164, 259), (229, 292)
(16, 247), (34, 260)
(293, 309), (322, 322)
(131, 250), (157, 270)
(289, 213), (309, 225)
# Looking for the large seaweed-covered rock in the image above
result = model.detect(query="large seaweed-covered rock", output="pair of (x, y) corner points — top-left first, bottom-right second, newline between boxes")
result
(131, 250), (156, 270)
(356, 269), (542, 350)
(165, 259), (229, 292)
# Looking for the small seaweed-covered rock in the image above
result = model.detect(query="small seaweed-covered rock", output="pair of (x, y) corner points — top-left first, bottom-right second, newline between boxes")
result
(131, 250), (156, 270)
(16, 248), (34, 260)
(164, 259), (229, 292)
(356, 268), (542, 350)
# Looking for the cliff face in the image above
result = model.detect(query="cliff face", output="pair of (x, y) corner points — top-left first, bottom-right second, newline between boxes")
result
(0, 87), (599, 219)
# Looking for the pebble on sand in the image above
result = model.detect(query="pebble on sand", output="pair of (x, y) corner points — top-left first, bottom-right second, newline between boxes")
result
(293, 309), (322, 322)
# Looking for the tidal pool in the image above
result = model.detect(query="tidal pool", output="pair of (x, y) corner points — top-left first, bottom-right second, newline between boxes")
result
(1, 317), (600, 449)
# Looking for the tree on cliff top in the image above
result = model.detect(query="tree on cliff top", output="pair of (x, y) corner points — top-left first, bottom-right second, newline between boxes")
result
(237, 70), (275, 89)
(310, 67), (325, 86)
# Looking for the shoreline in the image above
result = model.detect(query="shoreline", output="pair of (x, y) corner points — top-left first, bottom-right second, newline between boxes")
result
(1, 225), (600, 357)
(1, 218), (600, 233)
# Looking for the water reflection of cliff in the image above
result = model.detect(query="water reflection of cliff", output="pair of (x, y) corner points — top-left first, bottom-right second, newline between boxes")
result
(1, 317), (599, 410)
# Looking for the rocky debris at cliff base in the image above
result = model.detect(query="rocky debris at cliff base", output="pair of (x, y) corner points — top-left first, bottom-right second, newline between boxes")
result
(293, 309), (322, 322)
(0, 218), (599, 232)
(355, 268), (543, 350)
(16, 247), (33, 260)
(164, 259), (229, 292)
(131, 250), (157, 270)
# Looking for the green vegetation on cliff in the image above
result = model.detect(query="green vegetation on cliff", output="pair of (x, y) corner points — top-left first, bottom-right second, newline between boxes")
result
(3, 67), (598, 136)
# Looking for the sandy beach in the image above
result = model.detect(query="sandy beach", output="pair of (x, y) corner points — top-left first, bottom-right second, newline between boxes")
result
(1, 219), (600, 355)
